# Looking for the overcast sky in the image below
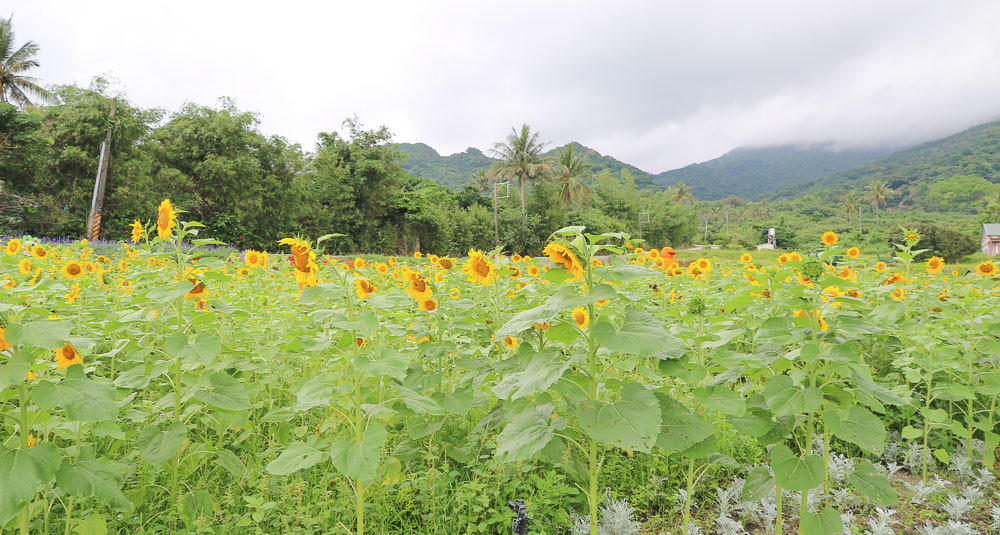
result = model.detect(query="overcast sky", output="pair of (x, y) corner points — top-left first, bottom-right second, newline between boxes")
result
(8, 1), (1000, 171)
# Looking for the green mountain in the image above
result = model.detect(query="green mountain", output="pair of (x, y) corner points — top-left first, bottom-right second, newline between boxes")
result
(394, 141), (657, 190)
(776, 119), (1000, 204)
(394, 143), (494, 190)
(653, 145), (891, 201)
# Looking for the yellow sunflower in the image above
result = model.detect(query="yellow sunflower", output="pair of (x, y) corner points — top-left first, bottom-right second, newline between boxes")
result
(821, 231), (838, 247)
(976, 260), (998, 277)
(278, 237), (319, 289)
(18, 258), (31, 275)
(353, 257), (366, 269)
(130, 219), (144, 243)
(463, 249), (497, 286)
(0, 327), (11, 351)
(31, 245), (46, 259)
(185, 279), (206, 300)
(740, 253), (753, 263)
(65, 283), (81, 304)
(846, 247), (860, 259)
(925, 256), (944, 274)
(53, 342), (83, 370)
(534, 322), (550, 331)
(355, 279), (376, 300)
(438, 257), (454, 270)
(62, 261), (84, 279)
(406, 274), (433, 301)
(5, 238), (22, 256)
(375, 262), (389, 275)
(418, 298), (438, 312)
(157, 199), (178, 239)
(245, 249), (262, 269)
(572, 306), (589, 330)
(541, 242), (583, 281)
(503, 336), (518, 350)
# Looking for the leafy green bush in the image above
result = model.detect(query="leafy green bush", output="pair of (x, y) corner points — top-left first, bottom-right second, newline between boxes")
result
(890, 222), (979, 262)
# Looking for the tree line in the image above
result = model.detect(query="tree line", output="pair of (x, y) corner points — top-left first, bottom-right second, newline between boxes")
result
(0, 82), (697, 254)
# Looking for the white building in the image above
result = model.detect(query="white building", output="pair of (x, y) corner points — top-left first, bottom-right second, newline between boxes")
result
(983, 223), (1000, 256)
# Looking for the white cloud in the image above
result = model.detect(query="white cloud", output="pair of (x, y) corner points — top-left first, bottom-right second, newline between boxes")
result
(9, 1), (1000, 171)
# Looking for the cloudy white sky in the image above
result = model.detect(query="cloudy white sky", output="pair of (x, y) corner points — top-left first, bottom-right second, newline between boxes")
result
(8, 1), (1000, 171)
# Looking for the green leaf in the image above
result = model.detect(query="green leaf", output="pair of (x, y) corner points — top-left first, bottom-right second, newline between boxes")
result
(771, 444), (824, 492)
(901, 425), (922, 440)
(32, 366), (118, 422)
(329, 423), (387, 482)
(729, 408), (775, 437)
(4, 320), (72, 349)
(295, 374), (335, 411)
(742, 466), (776, 502)
(764, 376), (821, 417)
(0, 443), (61, 525)
(165, 332), (221, 366)
(495, 285), (616, 338)
(694, 385), (746, 417)
(799, 506), (842, 535)
(213, 448), (246, 478)
(0, 350), (32, 391)
(847, 460), (898, 505)
(655, 393), (714, 452)
(578, 383), (661, 452)
(353, 348), (409, 380)
(72, 514), (108, 535)
(56, 455), (133, 512)
(495, 403), (558, 463)
(137, 422), (187, 467)
(824, 406), (886, 454)
(194, 373), (251, 412)
(933, 448), (949, 465)
(266, 441), (325, 476)
(592, 307), (682, 358)
(398, 387), (447, 416)
(492, 349), (569, 401)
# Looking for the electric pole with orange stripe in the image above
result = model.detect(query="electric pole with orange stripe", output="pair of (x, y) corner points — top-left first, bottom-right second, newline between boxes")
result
(86, 99), (116, 241)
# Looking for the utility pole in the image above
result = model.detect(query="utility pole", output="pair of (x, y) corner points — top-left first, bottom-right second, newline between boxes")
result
(493, 180), (509, 245)
(86, 99), (116, 240)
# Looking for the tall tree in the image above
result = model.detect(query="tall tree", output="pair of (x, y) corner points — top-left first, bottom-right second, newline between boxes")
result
(552, 143), (591, 207)
(864, 179), (894, 227)
(490, 123), (551, 212)
(841, 190), (861, 226)
(667, 181), (695, 204)
(0, 15), (52, 107)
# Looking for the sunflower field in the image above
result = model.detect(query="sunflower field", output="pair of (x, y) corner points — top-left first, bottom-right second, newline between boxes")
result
(2, 202), (1000, 535)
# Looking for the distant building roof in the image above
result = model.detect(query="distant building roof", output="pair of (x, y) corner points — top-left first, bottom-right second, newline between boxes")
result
(985, 223), (1000, 236)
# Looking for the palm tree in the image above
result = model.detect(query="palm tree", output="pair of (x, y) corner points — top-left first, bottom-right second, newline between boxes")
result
(864, 179), (894, 227)
(490, 124), (551, 212)
(552, 143), (591, 207)
(667, 181), (695, 204)
(841, 191), (862, 227)
(0, 15), (52, 107)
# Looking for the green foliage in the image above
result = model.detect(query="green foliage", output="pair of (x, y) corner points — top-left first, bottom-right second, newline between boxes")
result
(889, 222), (978, 262)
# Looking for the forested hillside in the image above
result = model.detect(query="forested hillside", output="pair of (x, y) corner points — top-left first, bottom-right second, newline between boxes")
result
(778, 119), (1000, 204)
(653, 145), (890, 200)
(395, 141), (657, 189)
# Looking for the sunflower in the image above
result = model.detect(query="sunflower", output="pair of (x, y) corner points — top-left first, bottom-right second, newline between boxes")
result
(278, 237), (319, 288)
(406, 274), (433, 301)
(778, 253), (789, 263)
(889, 287), (906, 301)
(157, 199), (178, 239)
(976, 260), (998, 277)
(375, 262), (389, 275)
(527, 265), (540, 277)
(53, 342), (83, 370)
(438, 257), (454, 270)
(413, 251), (422, 259)
(31, 245), (46, 259)
(353, 257), (366, 269)
(503, 336), (518, 350)
(185, 278), (206, 300)
(130, 220), (144, 243)
(65, 283), (81, 304)
(245, 250), (262, 269)
(542, 242), (584, 281)
(534, 322), (550, 331)
(448, 287), (461, 299)
(595, 298), (609, 307)
(787, 252), (803, 262)
(463, 249), (497, 286)
(355, 279), (376, 300)
(846, 247), (860, 259)
(418, 298), (438, 311)
(62, 261), (84, 279)
(509, 266), (522, 279)
(926, 256), (945, 274)
(740, 253), (752, 263)
(572, 307), (589, 330)
(875, 261), (888, 272)
(695, 258), (712, 273)
(1, 277), (14, 289)
(5, 238), (22, 256)
(821, 231), (838, 247)
(511, 254), (522, 263)
(18, 258), (31, 275)
(0, 327), (11, 351)
(355, 337), (367, 348)
(648, 248), (660, 260)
